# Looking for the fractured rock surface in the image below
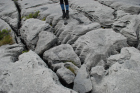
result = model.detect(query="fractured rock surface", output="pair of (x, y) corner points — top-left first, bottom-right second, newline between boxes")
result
(0, 0), (19, 30)
(70, 0), (114, 27)
(43, 44), (81, 68)
(113, 14), (140, 46)
(0, 50), (77, 93)
(35, 31), (57, 56)
(97, 0), (140, 14)
(1, 0), (140, 93)
(73, 64), (92, 93)
(20, 19), (52, 50)
(90, 47), (140, 93)
(73, 28), (128, 69)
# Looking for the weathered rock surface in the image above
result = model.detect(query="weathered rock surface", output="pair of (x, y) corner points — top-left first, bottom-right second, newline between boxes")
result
(73, 29), (128, 70)
(70, 0), (114, 27)
(73, 64), (92, 93)
(17, 0), (53, 19)
(49, 61), (79, 85)
(0, 0), (19, 30)
(1, 0), (140, 92)
(55, 21), (100, 44)
(20, 19), (52, 50)
(0, 49), (77, 93)
(113, 14), (140, 46)
(97, 0), (140, 14)
(90, 47), (140, 93)
(56, 67), (75, 84)
(43, 44), (81, 68)
(0, 44), (24, 63)
(18, 0), (75, 26)
(0, 19), (12, 31)
(90, 66), (106, 93)
(113, 0), (140, 6)
(35, 31), (57, 55)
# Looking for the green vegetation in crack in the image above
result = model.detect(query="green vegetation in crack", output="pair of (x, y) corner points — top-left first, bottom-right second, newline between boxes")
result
(13, 0), (18, 1)
(63, 60), (76, 66)
(42, 17), (46, 21)
(49, 23), (52, 26)
(66, 66), (76, 75)
(22, 11), (40, 20)
(22, 50), (29, 54)
(0, 29), (14, 46)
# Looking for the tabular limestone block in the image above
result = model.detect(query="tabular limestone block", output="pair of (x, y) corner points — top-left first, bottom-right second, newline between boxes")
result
(43, 44), (81, 68)
(73, 28), (128, 70)
(20, 19), (52, 50)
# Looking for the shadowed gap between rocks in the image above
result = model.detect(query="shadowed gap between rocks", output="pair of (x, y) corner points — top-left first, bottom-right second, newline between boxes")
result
(12, 0), (21, 36)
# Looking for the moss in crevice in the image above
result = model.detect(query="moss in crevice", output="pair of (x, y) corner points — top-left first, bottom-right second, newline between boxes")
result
(66, 66), (76, 75)
(42, 17), (46, 21)
(22, 50), (29, 54)
(22, 11), (40, 20)
(63, 60), (76, 66)
(0, 29), (14, 46)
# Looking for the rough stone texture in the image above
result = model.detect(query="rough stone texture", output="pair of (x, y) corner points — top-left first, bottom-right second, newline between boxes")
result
(17, 0), (53, 19)
(70, 0), (114, 27)
(113, 14), (140, 46)
(1, 0), (140, 92)
(0, 0), (19, 30)
(43, 44), (81, 68)
(90, 47), (140, 93)
(20, 19), (52, 50)
(0, 50), (77, 93)
(52, 62), (79, 74)
(73, 29), (128, 70)
(113, 0), (140, 6)
(0, 44), (24, 63)
(49, 62), (79, 85)
(73, 64), (92, 93)
(90, 66), (106, 93)
(97, 0), (140, 14)
(56, 67), (75, 84)
(35, 31), (57, 55)
(112, 10), (130, 32)
(55, 21), (100, 44)
(0, 19), (12, 31)
(18, 0), (75, 26)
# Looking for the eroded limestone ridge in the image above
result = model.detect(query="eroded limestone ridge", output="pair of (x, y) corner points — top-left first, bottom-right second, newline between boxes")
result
(0, 0), (140, 93)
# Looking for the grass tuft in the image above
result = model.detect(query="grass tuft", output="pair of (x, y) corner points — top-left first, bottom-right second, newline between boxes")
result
(42, 17), (46, 21)
(66, 66), (76, 75)
(63, 60), (76, 66)
(22, 11), (40, 20)
(0, 29), (14, 46)
(22, 50), (29, 53)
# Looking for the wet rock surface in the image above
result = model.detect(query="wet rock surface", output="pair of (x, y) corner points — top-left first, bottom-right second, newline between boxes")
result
(1, 0), (140, 92)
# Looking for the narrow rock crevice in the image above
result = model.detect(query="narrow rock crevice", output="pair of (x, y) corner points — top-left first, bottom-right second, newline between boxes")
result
(25, 3), (49, 9)
(112, 10), (117, 20)
(13, 0), (21, 31)
(59, 78), (74, 89)
(136, 26), (140, 48)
